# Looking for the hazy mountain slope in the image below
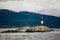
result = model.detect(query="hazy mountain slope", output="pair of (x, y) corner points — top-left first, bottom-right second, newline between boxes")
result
(0, 9), (60, 28)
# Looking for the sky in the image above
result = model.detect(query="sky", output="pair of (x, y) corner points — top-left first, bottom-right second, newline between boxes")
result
(0, 0), (60, 17)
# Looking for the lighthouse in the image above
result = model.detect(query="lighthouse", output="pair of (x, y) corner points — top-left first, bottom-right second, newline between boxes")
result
(41, 16), (44, 26)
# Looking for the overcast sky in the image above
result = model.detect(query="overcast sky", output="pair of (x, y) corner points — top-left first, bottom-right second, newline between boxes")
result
(0, 0), (60, 17)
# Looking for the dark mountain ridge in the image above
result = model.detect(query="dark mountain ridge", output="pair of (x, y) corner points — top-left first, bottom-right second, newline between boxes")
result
(0, 9), (60, 28)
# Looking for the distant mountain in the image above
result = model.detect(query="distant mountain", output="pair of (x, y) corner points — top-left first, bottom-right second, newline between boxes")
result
(0, 9), (60, 28)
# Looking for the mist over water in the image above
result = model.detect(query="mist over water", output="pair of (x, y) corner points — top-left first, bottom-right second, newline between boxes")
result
(0, 31), (60, 40)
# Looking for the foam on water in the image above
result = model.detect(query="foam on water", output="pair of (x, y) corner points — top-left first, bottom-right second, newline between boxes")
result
(0, 31), (60, 40)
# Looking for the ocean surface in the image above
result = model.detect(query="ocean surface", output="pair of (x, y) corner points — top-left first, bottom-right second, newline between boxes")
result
(0, 28), (60, 40)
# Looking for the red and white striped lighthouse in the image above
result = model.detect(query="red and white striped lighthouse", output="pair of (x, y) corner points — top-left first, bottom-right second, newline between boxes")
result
(41, 16), (44, 26)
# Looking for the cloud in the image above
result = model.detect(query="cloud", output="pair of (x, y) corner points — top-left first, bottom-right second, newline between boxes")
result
(0, 0), (6, 1)
(0, 0), (23, 2)
(0, 0), (11, 1)
(0, 0), (60, 17)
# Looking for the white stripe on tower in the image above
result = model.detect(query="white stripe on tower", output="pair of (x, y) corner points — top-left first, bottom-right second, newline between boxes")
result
(41, 16), (44, 25)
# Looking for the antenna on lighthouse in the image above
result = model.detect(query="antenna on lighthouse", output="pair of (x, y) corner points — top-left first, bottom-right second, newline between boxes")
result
(41, 16), (44, 26)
